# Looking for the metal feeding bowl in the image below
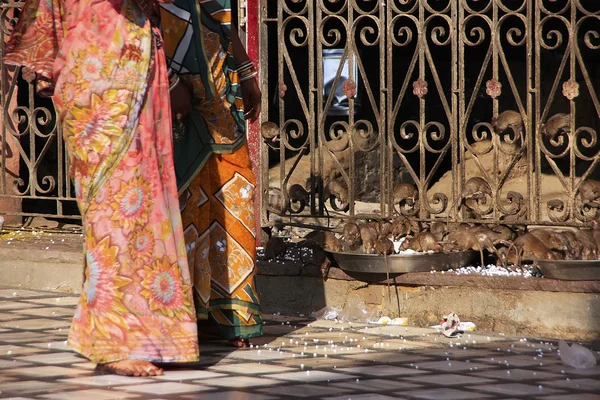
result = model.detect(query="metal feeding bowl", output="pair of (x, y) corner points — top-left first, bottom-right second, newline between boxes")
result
(535, 259), (600, 281)
(330, 250), (477, 275)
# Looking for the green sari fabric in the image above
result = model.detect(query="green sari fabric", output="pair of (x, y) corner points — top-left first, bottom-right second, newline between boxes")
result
(159, 0), (246, 192)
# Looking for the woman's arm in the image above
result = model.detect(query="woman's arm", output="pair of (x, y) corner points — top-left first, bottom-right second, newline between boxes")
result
(230, 26), (261, 123)
(230, 26), (251, 65)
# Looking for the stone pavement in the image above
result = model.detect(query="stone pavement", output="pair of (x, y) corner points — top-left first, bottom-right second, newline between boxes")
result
(0, 287), (599, 400)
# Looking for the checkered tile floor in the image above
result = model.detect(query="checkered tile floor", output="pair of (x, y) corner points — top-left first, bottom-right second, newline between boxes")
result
(0, 287), (599, 399)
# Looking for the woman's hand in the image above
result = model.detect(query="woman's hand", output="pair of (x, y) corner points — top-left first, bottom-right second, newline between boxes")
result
(241, 77), (261, 123)
(170, 80), (192, 121)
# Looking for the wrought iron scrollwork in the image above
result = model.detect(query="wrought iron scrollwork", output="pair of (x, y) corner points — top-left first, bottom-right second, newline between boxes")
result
(249, 1), (600, 230)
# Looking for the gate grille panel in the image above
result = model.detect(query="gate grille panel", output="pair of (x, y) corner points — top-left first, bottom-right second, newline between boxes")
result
(259, 0), (600, 228)
(1, 2), (79, 223)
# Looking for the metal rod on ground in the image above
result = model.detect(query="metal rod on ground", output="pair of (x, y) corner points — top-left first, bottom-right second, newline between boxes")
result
(394, 284), (401, 318)
(384, 253), (391, 314)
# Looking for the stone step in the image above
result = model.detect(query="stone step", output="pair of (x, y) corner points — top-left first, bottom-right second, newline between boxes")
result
(0, 231), (83, 293)
(0, 233), (598, 342)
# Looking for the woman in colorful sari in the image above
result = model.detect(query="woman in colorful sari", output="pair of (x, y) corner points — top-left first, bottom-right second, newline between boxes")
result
(161, 0), (263, 348)
(5, 0), (262, 376)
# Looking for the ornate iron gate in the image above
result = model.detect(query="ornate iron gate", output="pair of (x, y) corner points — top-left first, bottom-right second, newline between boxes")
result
(0, 1), (79, 223)
(259, 0), (600, 228)
(1, 0), (599, 228)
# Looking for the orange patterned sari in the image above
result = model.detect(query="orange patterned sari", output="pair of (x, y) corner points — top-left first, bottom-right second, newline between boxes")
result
(164, 0), (263, 339)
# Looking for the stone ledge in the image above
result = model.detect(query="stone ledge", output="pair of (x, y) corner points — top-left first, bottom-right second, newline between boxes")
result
(256, 275), (600, 341)
(0, 232), (82, 253)
(325, 266), (600, 293)
(394, 272), (600, 293)
(0, 243), (82, 264)
(257, 260), (322, 277)
(257, 260), (301, 276)
(2, 233), (597, 295)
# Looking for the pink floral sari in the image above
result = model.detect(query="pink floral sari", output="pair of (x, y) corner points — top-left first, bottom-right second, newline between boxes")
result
(5, 0), (199, 363)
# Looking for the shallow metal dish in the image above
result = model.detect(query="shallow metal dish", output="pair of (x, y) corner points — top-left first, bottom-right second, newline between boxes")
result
(330, 251), (477, 274)
(536, 259), (600, 281)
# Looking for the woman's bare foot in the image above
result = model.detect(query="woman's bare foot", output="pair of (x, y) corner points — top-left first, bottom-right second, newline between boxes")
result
(97, 360), (164, 377)
(229, 338), (250, 348)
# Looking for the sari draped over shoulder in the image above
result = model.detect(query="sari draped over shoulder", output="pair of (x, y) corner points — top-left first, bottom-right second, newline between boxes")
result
(5, 0), (199, 363)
